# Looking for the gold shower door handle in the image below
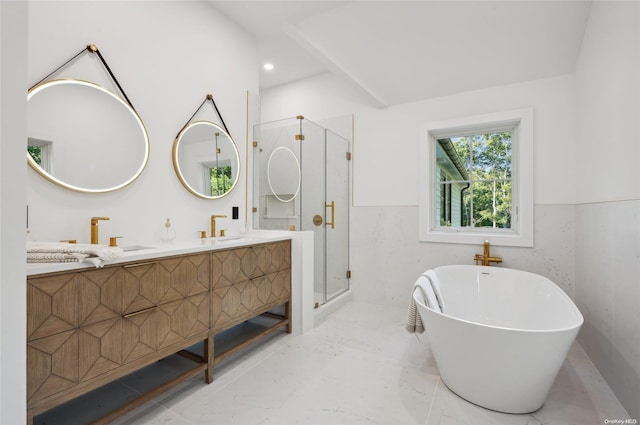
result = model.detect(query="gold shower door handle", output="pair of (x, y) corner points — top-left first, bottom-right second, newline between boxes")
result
(325, 201), (335, 229)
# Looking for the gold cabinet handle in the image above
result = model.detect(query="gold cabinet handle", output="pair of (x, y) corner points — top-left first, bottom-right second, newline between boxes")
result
(123, 305), (158, 318)
(325, 201), (335, 229)
(124, 261), (158, 268)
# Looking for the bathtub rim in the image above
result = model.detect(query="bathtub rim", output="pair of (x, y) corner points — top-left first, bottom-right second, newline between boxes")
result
(414, 265), (584, 334)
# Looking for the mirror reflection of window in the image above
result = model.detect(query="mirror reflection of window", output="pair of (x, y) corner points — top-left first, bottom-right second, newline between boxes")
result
(173, 121), (240, 199)
(436, 131), (512, 230)
(27, 138), (53, 173)
(202, 161), (232, 197)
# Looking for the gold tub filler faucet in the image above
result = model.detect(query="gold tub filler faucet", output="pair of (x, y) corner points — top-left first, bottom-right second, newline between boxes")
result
(474, 240), (503, 266)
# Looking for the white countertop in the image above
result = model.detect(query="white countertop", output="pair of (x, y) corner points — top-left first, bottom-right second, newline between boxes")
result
(27, 230), (293, 276)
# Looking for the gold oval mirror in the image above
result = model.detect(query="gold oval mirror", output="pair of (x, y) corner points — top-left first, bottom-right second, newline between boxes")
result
(172, 121), (240, 199)
(27, 79), (150, 193)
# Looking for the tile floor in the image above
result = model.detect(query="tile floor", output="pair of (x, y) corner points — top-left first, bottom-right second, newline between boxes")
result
(37, 302), (632, 425)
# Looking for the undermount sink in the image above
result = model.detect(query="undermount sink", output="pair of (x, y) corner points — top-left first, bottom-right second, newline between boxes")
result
(214, 236), (256, 244)
(120, 245), (155, 252)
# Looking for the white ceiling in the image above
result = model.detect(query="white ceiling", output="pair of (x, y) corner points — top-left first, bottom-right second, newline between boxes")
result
(209, 1), (592, 108)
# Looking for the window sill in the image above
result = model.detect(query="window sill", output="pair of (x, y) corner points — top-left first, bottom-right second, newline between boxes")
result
(420, 228), (533, 247)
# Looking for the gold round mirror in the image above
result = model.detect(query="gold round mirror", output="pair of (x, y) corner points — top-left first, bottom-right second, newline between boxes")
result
(172, 121), (240, 199)
(27, 79), (150, 193)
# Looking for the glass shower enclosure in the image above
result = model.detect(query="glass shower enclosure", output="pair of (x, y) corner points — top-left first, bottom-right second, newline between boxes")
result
(253, 116), (350, 307)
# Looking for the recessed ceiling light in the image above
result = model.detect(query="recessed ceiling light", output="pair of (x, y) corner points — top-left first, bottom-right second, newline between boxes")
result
(263, 62), (274, 71)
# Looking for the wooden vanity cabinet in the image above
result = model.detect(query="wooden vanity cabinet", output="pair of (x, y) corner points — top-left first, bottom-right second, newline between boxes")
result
(27, 253), (211, 422)
(26, 239), (291, 424)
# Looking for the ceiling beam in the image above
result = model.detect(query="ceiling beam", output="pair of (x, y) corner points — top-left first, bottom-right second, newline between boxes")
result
(283, 23), (389, 109)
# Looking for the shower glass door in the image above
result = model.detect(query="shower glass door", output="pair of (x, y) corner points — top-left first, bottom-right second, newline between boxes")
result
(298, 120), (327, 306)
(253, 117), (350, 308)
(324, 129), (349, 302)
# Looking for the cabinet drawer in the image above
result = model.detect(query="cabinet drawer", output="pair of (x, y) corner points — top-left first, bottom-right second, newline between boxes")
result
(211, 269), (291, 331)
(122, 254), (210, 316)
(121, 293), (209, 364)
(256, 240), (291, 275)
(211, 247), (253, 289)
(210, 240), (291, 290)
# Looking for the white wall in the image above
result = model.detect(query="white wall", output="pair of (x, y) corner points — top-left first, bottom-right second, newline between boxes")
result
(0, 2), (28, 423)
(574, 2), (640, 419)
(27, 1), (258, 245)
(262, 72), (578, 304)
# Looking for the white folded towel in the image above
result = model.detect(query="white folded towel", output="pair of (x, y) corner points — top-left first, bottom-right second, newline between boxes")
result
(405, 289), (424, 333)
(423, 269), (444, 311)
(27, 252), (88, 263)
(416, 274), (441, 314)
(406, 270), (446, 334)
(406, 276), (430, 333)
(27, 241), (123, 268)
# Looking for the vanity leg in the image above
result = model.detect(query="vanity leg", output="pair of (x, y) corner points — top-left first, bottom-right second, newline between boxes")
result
(204, 334), (214, 383)
(285, 301), (292, 334)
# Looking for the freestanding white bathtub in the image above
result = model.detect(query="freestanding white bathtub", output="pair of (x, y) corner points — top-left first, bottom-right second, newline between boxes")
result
(413, 265), (583, 414)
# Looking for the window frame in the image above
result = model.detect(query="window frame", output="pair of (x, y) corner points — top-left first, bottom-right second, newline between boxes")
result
(418, 108), (533, 247)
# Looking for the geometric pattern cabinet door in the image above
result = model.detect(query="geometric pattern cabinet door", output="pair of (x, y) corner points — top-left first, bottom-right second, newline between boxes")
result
(118, 254), (210, 364)
(121, 253), (210, 315)
(211, 241), (291, 332)
(27, 329), (80, 403)
(27, 267), (122, 404)
(27, 266), (127, 404)
(27, 253), (210, 407)
(211, 247), (254, 331)
(121, 293), (210, 365)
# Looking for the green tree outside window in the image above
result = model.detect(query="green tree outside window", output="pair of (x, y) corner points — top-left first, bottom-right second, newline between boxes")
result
(439, 132), (512, 229)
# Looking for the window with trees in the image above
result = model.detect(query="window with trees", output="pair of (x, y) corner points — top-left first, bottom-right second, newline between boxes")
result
(419, 109), (533, 247)
(437, 131), (512, 229)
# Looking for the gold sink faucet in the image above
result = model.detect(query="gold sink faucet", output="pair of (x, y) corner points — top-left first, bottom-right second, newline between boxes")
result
(474, 240), (503, 266)
(90, 216), (109, 244)
(210, 215), (227, 238)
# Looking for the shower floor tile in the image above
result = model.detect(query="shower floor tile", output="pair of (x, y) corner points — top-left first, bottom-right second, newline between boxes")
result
(36, 302), (630, 425)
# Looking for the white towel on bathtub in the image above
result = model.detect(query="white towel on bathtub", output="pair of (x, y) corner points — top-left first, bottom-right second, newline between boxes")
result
(423, 270), (444, 311)
(405, 279), (425, 334)
(406, 275), (441, 333)
(406, 273), (443, 334)
(417, 274), (441, 314)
